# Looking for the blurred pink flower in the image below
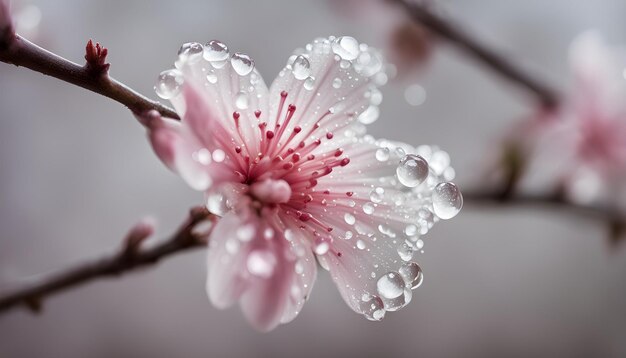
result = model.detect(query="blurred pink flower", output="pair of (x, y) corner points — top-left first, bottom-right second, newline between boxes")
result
(530, 31), (626, 205)
(143, 37), (461, 331)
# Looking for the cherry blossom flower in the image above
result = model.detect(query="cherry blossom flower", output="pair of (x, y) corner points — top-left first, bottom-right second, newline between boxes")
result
(527, 31), (626, 205)
(143, 36), (462, 331)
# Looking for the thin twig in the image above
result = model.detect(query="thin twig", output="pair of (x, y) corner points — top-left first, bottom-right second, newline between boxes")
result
(0, 34), (179, 119)
(0, 207), (214, 314)
(464, 190), (625, 224)
(394, 0), (560, 109)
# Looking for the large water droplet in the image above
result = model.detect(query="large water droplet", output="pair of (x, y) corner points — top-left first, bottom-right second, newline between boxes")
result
(155, 69), (184, 99)
(292, 55), (311, 80)
(235, 91), (249, 109)
(231, 53), (254, 76)
(178, 42), (204, 64)
(397, 154), (429, 187)
(206, 192), (229, 216)
(399, 262), (423, 289)
(432, 182), (463, 219)
(344, 213), (355, 225)
(332, 36), (360, 61)
(247, 250), (276, 278)
(375, 147), (390, 162)
(360, 295), (385, 321)
(203, 40), (229, 62)
(358, 105), (379, 124)
(303, 76), (315, 90)
(376, 272), (405, 299)
(362, 202), (375, 215)
(370, 187), (384, 203)
(314, 237), (330, 255)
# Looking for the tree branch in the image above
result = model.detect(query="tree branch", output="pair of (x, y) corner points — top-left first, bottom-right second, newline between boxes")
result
(0, 34), (179, 119)
(393, 0), (560, 109)
(464, 190), (625, 225)
(0, 207), (214, 314)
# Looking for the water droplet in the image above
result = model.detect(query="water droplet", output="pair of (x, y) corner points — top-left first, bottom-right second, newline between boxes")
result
(397, 154), (429, 187)
(295, 260), (304, 274)
(237, 224), (255, 241)
(178, 42), (204, 64)
(155, 69), (184, 99)
(332, 78), (343, 89)
(206, 72), (217, 84)
(212, 149), (226, 162)
(356, 239), (366, 250)
(231, 52), (254, 76)
(377, 272), (405, 299)
(397, 243), (414, 261)
(375, 147), (390, 162)
(247, 250), (276, 278)
(203, 40), (229, 62)
(362, 202), (375, 215)
(369, 187), (384, 203)
(314, 238), (330, 255)
(303, 76), (315, 90)
(332, 36), (360, 61)
(339, 60), (351, 69)
(344, 213), (355, 225)
(360, 295), (385, 321)
(399, 262), (423, 289)
(358, 105), (379, 124)
(292, 55), (311, 80)
(404, 84), (427, 106)
(405, 224), (418, 236)
(235, 91), (249, 109)
(192, 148), (211, 165)
(432, 182), (463, 219)
(344, 230), (353, 240)
(206, 193), (228, 216)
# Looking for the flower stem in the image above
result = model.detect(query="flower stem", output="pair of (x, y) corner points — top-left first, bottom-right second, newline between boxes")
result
(0, 208), (213, 314)
(0, 34), (179, 119)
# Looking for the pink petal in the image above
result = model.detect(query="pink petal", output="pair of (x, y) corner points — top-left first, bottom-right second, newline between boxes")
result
(206, 209), (316, 331)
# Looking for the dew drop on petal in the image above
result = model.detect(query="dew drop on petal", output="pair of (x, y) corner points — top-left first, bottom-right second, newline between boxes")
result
(332, 36), (360, 61)
(399, 262), (423, 289)
(206, 73), (217, 84)
(235, 91), (249, 109)
(344, 213), (355, 225)
(292, 55), (311, 80)
(212, 149), (226, 162)
(247, 250), (276, 278)
(396, 154), (429, 187)
(375, 147), (390, 162)
(236, 224), (255, 241)
(203, 40), (229, 62)
(363, 202), (375, 215)
(303, 76), (315, 90)
(332, 78), (343, 89)
(376, 272), (405, 299)
(397, 242), (414, 261)
(314, 238), (330, 255)
(356, 239), (366, 250)
(155, 69), (184, 99)
(358, 105), (380, 124)
(231, 52), (254, 76)
(432, 182), (463, 219)
(360, 295), (385, 321)
(178, 42), (204, 64)
(206, 193), (228, 216)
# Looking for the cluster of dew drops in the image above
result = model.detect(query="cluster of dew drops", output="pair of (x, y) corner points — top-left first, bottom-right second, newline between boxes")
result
(354, 141), (463, 321)
(152, 37), (463, 321)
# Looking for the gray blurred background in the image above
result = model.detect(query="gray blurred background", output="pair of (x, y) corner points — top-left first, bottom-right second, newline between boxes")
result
(1, 0), (625, 357)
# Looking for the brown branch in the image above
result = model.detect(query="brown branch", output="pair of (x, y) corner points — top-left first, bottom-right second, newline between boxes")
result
(464, 190), (625, 224)
(393, 0), (560, 109)
(0, 33), (179, 119)
(0, 207), (214, 314)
